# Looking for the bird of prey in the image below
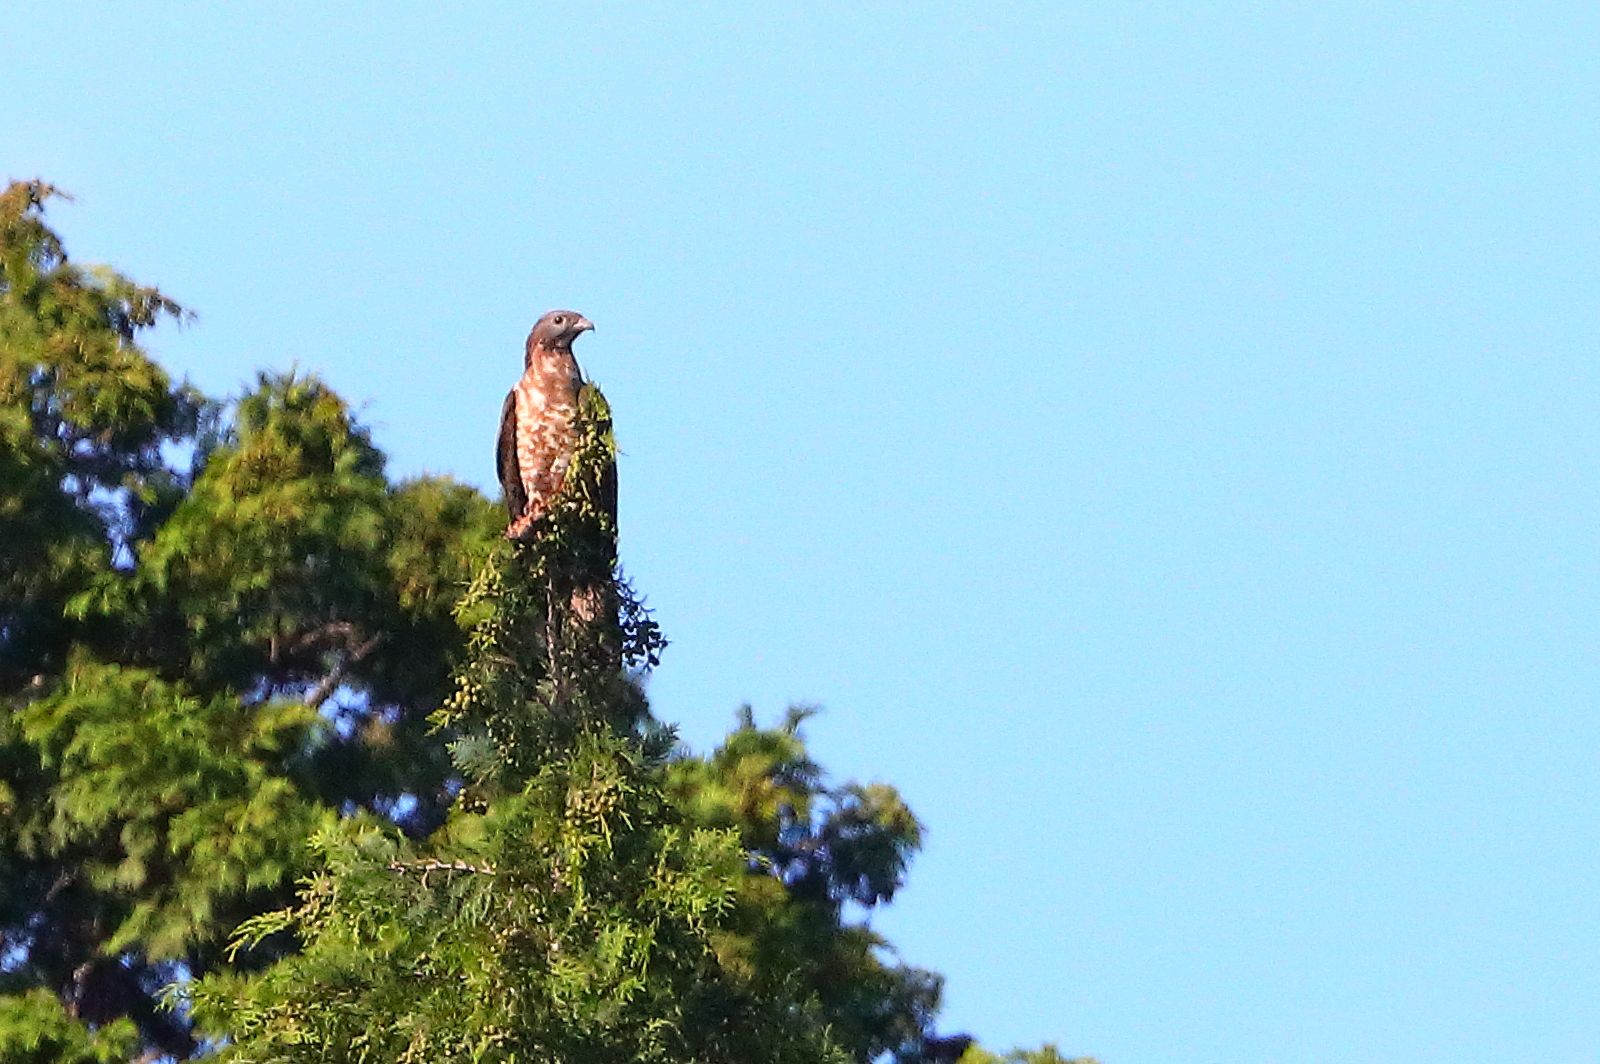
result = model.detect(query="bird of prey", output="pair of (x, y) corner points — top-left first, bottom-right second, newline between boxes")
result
(497, 309), (599, 542)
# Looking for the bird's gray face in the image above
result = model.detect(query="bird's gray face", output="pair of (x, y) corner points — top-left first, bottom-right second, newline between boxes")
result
(529, 310), (595, 351)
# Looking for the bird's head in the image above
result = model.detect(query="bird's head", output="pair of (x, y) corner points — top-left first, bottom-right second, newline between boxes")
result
(527, 309), (595, 354)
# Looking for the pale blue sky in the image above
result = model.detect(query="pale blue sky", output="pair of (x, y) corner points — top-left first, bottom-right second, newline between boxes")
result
(7, 4), (1600, 1060)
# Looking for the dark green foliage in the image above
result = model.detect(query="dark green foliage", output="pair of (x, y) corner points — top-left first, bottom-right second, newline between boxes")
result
(0, 181), (1068, 1062)
(0, 991), (138, 1064)
(16, 657), (317, 959)
(190, 395), (847, 1062)
(81, 371), (391, 686)
(190, 732), (843, 1062)
(0, 180), (200, 692)
(0, 184), (501, 1056)
(3, 658), (323, 1057)
(668, 707), (939, 1062)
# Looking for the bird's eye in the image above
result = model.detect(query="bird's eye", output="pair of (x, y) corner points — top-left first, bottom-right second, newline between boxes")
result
(553, 315), (565, 325)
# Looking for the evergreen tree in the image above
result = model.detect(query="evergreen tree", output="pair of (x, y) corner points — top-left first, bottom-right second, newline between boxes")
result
(1, 181), (500, 1058)
(667, 707), (939, 1062)
(0, 181), (1089, 1062)
(188, 378), (852, 1061)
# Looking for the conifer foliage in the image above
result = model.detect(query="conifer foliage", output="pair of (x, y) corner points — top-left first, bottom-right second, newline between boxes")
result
(0, 181), (1087, 1063)
(188, 386), (847, 1062)
(1, 181), (494, 1059)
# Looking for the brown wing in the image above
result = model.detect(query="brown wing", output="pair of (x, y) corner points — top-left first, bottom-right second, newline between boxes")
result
(496, 388), (526, 522)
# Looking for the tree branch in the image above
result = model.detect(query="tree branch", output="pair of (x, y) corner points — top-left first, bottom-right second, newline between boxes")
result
(387, 858), (497, 879)
(306, 632), (386, 708)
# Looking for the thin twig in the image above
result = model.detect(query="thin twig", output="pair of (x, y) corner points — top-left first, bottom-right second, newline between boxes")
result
(387, 858), (497, 877)
(307, 633), (386, 708)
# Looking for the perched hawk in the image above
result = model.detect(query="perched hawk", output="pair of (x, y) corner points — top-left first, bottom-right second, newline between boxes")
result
(497, 309), (598, 541)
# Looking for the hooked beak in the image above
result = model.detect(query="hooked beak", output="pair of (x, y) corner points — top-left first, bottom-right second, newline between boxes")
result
(575, 316), (595, 334)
